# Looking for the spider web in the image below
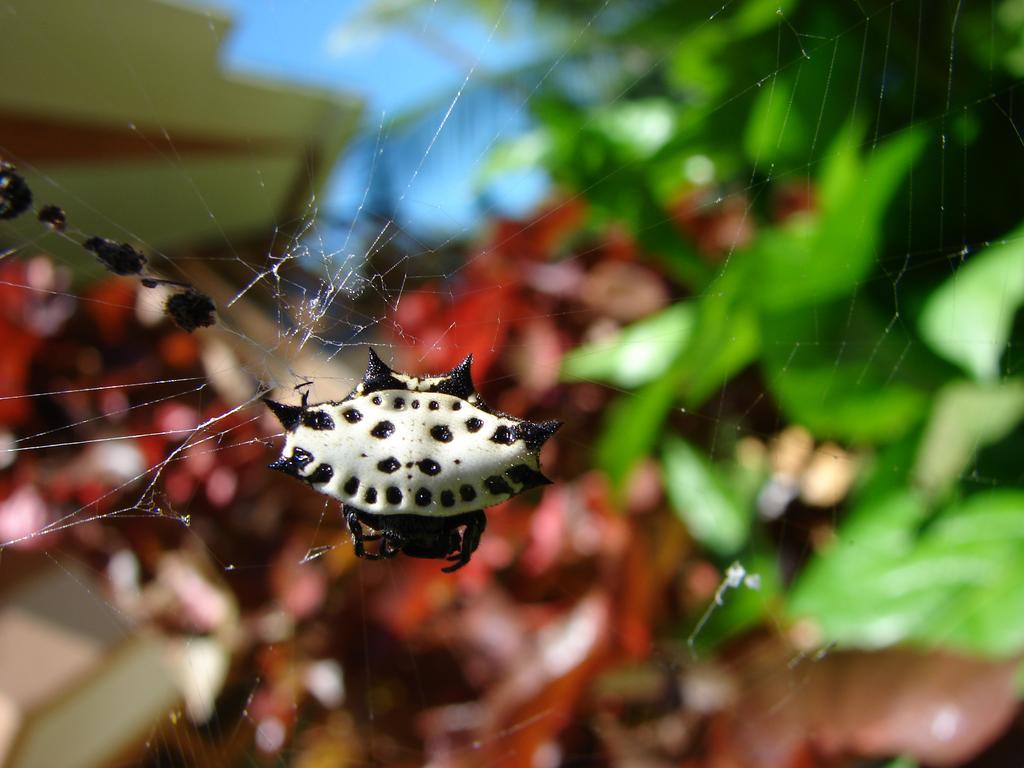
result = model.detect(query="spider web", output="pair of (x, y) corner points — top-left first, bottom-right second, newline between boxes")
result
(1, 0), (1023, 765)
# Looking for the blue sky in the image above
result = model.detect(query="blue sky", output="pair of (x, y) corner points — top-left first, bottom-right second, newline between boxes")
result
(211, 0), (542, 114)
(199, 0), (552, 236)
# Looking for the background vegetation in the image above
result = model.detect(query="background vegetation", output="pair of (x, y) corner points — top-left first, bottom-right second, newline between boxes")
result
(2, 0), (1024, 765)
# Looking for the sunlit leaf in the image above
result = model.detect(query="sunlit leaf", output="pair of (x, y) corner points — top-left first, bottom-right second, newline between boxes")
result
(790, 489), (1024, 655)
(918, 228), (1024, 380)
(592, 100), (677, 160)
(591, 272), (760, 489)
(913, 379), (1024, 496)
(790, 490), (949, 649)
(662, 436), (751, 555)
(910, 492), (1024, 655)
(477, 130), (551, 186)
(560, 303), (694, 388)
(536, 98), (712, 288)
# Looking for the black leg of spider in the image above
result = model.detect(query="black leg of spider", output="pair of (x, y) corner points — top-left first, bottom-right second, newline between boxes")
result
(293, 379), (313, 408)
(345, 506), (398, 560)
(381, 534), (402, 558)
(441, 511), (487, 573)
(344, 506), (487, 570)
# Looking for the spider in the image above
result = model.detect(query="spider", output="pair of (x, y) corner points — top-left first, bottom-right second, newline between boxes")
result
(266, 349), (560, 571)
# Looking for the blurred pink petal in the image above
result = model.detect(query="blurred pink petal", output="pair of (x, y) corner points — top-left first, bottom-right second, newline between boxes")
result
(0, 485), (51, 547)
(158, 554), (233, 633)
(206, 466), (237, 507)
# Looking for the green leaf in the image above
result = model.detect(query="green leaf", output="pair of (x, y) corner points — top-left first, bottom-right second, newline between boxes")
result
(751, 125), (926, 310)
(914, 379), (1024, 495)
(789, 490), (949, 649)
(560, 303), (694, 388)
(768, 363), (927, 442)
(592, 100), (677, 160)
(685, 306), (759, 405)
(595, 371), (680, 490)
(536, 97), (712, 288)
(817, 120), (863, 211)
(881, 760), (918, 768)
(815, 125), (926, 289)
(918, 228), (1024, 380)
(789, 489), (1024, 655)
(662, 436), (751, 554)
(476, 130), (551, 187)
(591, 269), (760, 489)
(912, 491), (1024, 654)
(760, 298), (930, 442)
(1015, 659), (1024, 696)
(668, 26), (730, 101)
(743, 76), (806, 165)
(732, 0), (798, 34)
(674, 261), (760, 405)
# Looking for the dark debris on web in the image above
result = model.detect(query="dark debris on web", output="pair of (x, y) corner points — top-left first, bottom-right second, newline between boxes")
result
(83, 236), (148, 276)
(2, 171), (220, 333)
(37, 205), (67, 232)
(0, 162), (32, 220)
(166, 288), (217, 332)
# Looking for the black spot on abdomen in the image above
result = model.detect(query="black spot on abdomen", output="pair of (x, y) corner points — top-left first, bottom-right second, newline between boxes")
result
(416, 458), (441, 476)
(343, 408), (362, 423)
(440, 490), (455, 507)
(430, 424), (453, 443)
(485, 476), (513, 495)
(386, 486), (403, 505)
(490, 425), (515, 445)
(371, 420), (395, 439)
(303, 410), (335, 430)
(459, 484), (477, 502)
(377, 457), (401, 473)
(364, 487), (378, 504)
(344, 477), (360, 495)
(415, 488), (432, 507)
(465, 417), (483, 433)
(308, 464), (334, 484)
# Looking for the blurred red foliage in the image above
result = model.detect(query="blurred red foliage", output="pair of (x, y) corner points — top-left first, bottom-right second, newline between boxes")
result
(1, 199), (1019, 767)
